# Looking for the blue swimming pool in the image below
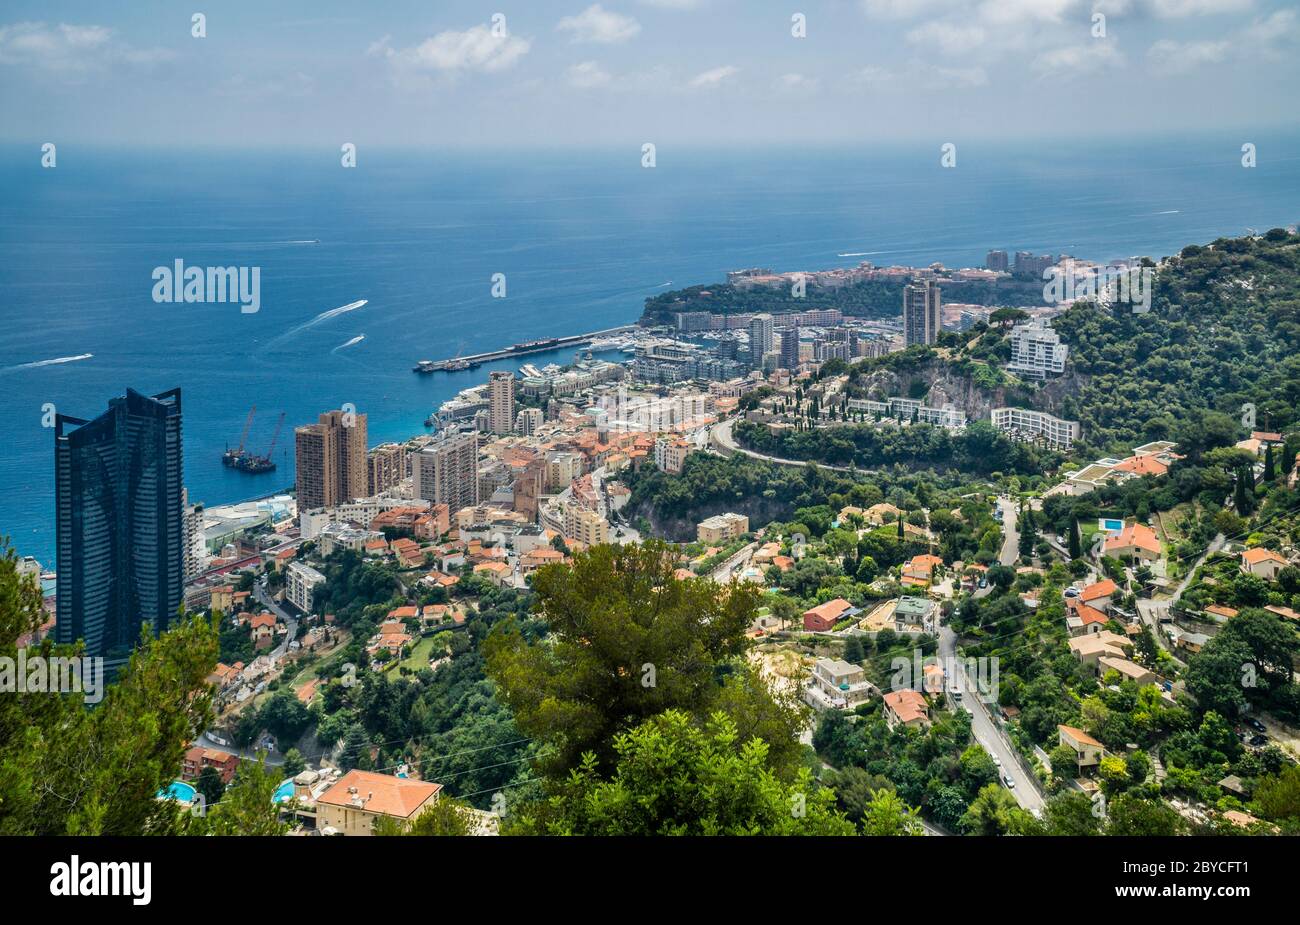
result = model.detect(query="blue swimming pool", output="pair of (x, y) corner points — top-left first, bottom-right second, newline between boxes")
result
(273, 779), (296, 803)
(1102, 519), (1124, 533)
(158, 780), (196, 802)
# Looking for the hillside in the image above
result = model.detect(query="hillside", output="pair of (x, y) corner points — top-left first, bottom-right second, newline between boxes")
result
(639, 274), (1048, 326)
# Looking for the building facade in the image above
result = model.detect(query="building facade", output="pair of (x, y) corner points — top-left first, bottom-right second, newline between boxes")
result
(55, 387), (185, 670)
(991, 406), (1080, 449)
(902, 280), (942, 345)
(1006, 319), (1069, 379)
(296, 408), (368, 510)
(488, 371), (516, 435)
(414, 428), (480, 513)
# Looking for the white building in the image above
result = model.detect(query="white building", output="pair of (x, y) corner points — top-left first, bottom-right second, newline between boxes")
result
(991, 407), (1080, 449)
(285, 560), (326, 613)
(1006, 319), (1068, 380)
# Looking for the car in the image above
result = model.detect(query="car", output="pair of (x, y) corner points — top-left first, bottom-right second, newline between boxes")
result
(1003, 774), (1016, 788)
(1063, 587), (1080, 598)
(1249, 735), (1268, 747)
(1246, 717), (1266, 733)
(978, 578), (988, 588)
(991, 754), (1002, 767)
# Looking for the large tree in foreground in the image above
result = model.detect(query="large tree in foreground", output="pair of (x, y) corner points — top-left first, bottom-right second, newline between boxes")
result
(508, 710), (855, 836)
(485, 541), (805, 780)
(0, 538), (278, 836)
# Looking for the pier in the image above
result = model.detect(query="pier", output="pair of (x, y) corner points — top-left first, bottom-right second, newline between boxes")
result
(413, 324), (641, 373)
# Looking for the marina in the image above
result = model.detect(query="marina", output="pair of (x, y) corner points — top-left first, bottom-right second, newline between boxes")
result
(412, 324), (641, 374)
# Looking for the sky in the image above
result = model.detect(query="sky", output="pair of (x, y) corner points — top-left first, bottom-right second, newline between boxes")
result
(1, 0), (1298, 148)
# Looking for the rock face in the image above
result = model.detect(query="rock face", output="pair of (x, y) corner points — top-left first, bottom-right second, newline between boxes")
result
(856, 358), (1082, 422)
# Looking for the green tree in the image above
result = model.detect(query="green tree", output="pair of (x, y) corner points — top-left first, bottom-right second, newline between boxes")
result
(0, 540), (220, 835)
(281, 748), (306, 778)
(859, 788), (925, 836)
(959, 783), (1032, 835)
(1253, 764), (1300, 823)
(191, 753), (288, 836)
(508, 711), (855, 836)
(374, 795), (479, 836)
(485, 542), (804, 780)
(1105, 794), (1187, 836)
(196, 766), (226, 806)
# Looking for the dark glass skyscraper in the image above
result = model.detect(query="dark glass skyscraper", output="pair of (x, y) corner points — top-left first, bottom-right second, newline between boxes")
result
(55, 388), (184, 670)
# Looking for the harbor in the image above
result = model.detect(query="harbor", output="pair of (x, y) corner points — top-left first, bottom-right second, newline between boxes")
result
(412, 324), (642, 373)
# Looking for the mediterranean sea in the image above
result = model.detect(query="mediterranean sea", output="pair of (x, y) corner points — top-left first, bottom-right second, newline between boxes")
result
(2, 135), (1298, 564)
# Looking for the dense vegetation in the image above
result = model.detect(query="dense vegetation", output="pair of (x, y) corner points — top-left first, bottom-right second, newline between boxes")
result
(639, 275), (1048, 325)
(734, 418), (1045, 476)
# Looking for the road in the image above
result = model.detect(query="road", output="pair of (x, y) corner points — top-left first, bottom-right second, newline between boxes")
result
(1134, 531), (1223, 666)
(709, 541), (758, 583)
(939, 624), (1045, 816)
(941, 495), (1045, 814)
(254, 579), (299, 661)
(709, 417), (869, 474)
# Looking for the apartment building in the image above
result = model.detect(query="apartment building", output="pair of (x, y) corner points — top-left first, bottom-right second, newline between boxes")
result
(296, 408), (369, 510)
(488, 371), (516, 435)
(697, 512), (749, 544)
(367, 442), (407, 496)
(990, 406), (1080, 449)
(1006, 319), (1069, 380)
(285, 560), (326, 613)
(414, 428), (480, 513)
(902, 280), (942, 345)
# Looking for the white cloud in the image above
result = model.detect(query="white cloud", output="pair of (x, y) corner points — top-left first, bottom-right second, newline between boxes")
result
(1241, 8), (1297, 48)
(775, 72), (819, 93)
(1147, 37), (1230, 72)
(557, 5), (641, 44)
(566, 59), (612, 88)
(1033, 41), (1124, 75)
(688, 65), (738, 88)
(977, 0), (1075, 25)
(1147, 9), (1294, 74)
(371, 24), (531, 75)
(906, 21), (986, 54)
(0, 22), (173, 73)
(860, 0), (954, 19)
(928, 65), (988, 88)
(639, 0), (704, 8)
(849, 61), (985, 90)
(1149, 0), (1252, 17)
(848, 65), (897, 86)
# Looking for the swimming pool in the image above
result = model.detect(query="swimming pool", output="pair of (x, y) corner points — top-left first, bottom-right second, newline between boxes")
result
(272, 779), (296, 803)
(1100, 518), (1124, 533)
(158, 780), (196, 802)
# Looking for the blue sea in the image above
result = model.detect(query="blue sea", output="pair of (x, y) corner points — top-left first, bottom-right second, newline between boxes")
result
(2, 135), (1299, 565)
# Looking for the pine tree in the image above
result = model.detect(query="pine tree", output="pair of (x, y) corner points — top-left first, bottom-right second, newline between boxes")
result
(1264, 443), (1276, 482)
(1068, 520), (1082, 559)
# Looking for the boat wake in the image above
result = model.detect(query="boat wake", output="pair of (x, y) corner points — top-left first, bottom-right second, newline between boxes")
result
(837, 251), (883, 258)
(331, 335), (365, 353)
(2, 352), (93, 372)
(262, 299), (367, 350)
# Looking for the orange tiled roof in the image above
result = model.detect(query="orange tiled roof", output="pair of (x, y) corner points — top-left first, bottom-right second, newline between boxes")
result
(316, 770), (442, 819)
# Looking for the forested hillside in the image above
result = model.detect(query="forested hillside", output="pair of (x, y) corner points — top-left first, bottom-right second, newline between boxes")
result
(1052, 229), (1300, 456)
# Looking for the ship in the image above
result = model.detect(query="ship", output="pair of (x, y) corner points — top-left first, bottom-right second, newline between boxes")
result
(510, 338), (559, 353)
